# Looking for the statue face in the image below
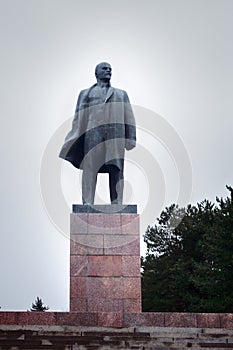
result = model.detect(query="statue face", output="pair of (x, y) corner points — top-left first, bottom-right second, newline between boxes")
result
(95, 62), (112, 81)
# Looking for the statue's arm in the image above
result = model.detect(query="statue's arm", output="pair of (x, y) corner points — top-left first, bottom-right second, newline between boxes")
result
(124, 91), (136, 150)
(68, 90), (86, 131)
(62, 90), (86, 144)
(75, 90), (86, 113)
(59, 90), (87, 159)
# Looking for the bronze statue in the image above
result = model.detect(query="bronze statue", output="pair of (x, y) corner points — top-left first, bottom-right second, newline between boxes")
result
(59, 62), (136, 205)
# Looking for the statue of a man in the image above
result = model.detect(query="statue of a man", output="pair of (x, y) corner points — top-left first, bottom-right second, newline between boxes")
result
(59, 62), (136, 205)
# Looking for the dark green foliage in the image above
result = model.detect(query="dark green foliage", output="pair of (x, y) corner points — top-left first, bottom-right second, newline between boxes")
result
(142, 186), (233, 312)
(30, 297), (49, 312)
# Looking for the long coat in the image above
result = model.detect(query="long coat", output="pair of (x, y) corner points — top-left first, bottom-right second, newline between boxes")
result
(59, 84), (136, 173)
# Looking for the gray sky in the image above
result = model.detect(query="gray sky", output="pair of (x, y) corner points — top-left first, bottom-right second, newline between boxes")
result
(0, 0), (233, 311)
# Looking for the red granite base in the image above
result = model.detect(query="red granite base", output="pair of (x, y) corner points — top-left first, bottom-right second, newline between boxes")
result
(0, 312), (233, 329)
(70, 213), (141, 314)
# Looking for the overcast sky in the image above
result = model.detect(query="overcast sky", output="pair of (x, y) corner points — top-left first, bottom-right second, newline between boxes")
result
(0, 0), (233, 311)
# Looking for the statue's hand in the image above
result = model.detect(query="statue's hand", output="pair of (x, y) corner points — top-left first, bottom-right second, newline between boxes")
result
(125, 139), (136, 150)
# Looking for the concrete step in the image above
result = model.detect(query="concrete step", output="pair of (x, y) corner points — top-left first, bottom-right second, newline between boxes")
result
(1, 325), (233, 349)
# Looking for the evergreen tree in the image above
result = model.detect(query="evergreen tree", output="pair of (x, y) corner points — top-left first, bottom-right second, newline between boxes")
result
(30, 297), (49, 312)
(142, 186), (233, 312)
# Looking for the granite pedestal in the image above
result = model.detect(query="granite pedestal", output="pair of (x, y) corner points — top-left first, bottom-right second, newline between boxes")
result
(70, 205), (141, 315)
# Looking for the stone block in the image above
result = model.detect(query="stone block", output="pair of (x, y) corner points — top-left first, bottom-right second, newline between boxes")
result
(122, 256), (141, 276)
(70, 234), (104, 255)
(123, 299), (142, 313)
(97, 312), (123, 327)
(70, 255), (88, 276)
(86, 277), (124, 299)
(121, 214), (140, 234)
(26, 312), (56, 325)
(71, 213), (122, 235)
(55, 312), (98, 326)
(103, 214), (122, 234)
(70, 298), (87, 312)
(87, 256), (122, 276)
(0, 312), (17, 324)
(87, 298), (124, 312)
(70, 213), (88, 234)
(123, 277), (141, 299)
(165, 312), (197, 328)
(15, 312), (55, 326)
(70, 277), (87, 298)
(15, 312), (29, 325)
(86, 213), (106, 234)
(220, 313), (233, 329)
(197, 313), (221, 328)
(104, 235), (140, 255)
(123, 312), (165, 327)
(141, 312), (166, 327)
(71, 213), (140, 235)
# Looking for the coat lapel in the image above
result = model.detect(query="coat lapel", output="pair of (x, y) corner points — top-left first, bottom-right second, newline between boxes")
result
(85, 84), (114, 103)
(105, 87), (114, 102)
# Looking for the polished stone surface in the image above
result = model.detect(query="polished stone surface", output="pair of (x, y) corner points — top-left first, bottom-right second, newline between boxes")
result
(70, 211), (141, 314)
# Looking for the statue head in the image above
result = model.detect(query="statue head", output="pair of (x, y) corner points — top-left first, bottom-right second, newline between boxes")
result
(95, 62), (112, 82)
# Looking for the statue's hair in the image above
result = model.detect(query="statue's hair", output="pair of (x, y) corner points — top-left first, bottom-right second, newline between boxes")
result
(95, 62), (111, 77)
